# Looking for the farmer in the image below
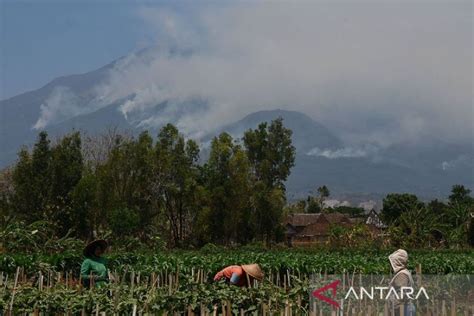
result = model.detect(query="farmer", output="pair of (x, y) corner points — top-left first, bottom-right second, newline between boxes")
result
(213, 264), (264, 287)
(80, 239), (110, 288)
(388, 249), (416, 316)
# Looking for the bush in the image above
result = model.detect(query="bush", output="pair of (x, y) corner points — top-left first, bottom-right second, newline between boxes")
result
(109, 208), (140, 236)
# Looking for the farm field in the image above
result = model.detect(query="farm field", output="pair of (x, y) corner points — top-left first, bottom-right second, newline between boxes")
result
(1, 249), (473, 314)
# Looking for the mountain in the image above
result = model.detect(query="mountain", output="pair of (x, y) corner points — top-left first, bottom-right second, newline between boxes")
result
(0, 61), (116, 166)
(1, 55), (472, 201)
(201, 109), (473, 200)
(203, 109), (343, 153)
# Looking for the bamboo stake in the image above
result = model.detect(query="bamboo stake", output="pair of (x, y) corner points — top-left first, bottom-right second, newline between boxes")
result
(169, 273), (173, 295)
(8, 267), (20, 315)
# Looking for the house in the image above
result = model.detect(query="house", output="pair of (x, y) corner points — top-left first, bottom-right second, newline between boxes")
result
(285, 212), (351, 246)
(365, 209), (386, 229)
(285, 212), (382, 246)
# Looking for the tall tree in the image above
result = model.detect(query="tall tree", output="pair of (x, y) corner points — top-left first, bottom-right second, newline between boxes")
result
(96, 132), (155, 232)
(0, 168), (14, 226)
(200, 133), (253, 245)
(153, 124), (201, 246)
(243, 118), (295, 189)
(70, 171), (97, 239)
(49, 132), (83, 235)
(12, 132), (52, 222)
(243, 118), (295, 243)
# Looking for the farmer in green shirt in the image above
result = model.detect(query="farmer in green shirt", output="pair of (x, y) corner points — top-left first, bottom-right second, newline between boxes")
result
(80, 239), (109, 288)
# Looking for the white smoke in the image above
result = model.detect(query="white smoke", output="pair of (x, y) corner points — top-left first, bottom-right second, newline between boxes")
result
(39, 2), (472, 146)
(33, 86), (84, 130)
(306, 145), (380, 159)
(323, 199), (351, 208)
(440, 155), (473, 171)
(359, 200), (378, 211)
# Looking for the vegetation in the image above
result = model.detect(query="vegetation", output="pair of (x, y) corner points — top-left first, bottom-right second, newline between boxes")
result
(286, 185), (474, 248)
(0, 247), (472, 313)
(0, 118), (473, 313)
(0, 118), (295, 247)
(0, 118), (473, 250)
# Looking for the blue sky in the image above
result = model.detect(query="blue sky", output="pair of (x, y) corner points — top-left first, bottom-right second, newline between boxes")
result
(0, 1), (188, 99)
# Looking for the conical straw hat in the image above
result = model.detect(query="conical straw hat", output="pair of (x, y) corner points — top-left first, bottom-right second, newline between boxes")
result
(241, 264), (264, 281)
(83, 239), (108, 257)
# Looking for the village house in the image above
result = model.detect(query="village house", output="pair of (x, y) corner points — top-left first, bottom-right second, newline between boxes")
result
(285, 211), (383, 246)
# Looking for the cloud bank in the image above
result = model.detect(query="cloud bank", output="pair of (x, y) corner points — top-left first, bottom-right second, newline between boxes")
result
(91, 2), (472, 145)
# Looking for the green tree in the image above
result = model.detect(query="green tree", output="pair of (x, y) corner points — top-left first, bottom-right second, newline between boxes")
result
(0, 168), (14, 227)
(252, 182), (286, 243)
(243, 118), (295, 244)
(449, 185), (472, 206)
(49, 132), (83, 235)
(381, 193), (424, 224)
(317, 185), (330, 199)
(109, 207), (140, 236)
(389, 204), (446, 248)
(243, 117), (295, 189)
(427, 199), (448, 215)
(95, 132), (155, 233)
(12, 132), (52, 222)
(306, 196), (321, 213)
(153, 124), (201, 246)
(317, 185), (330, 211)
(70, 171), (97, 239)
(200, 133), (253, 245)
(468, 217), (474, 247)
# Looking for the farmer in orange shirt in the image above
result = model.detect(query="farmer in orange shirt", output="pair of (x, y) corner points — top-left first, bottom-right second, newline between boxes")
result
(213, 264), (264, 287)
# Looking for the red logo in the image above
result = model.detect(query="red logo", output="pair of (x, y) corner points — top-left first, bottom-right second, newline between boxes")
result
(312, 280), (340, 308)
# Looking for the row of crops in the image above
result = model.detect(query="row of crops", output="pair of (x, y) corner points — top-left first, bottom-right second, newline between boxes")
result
(1, 249), (473, 314)
(2, 249), (473, 274)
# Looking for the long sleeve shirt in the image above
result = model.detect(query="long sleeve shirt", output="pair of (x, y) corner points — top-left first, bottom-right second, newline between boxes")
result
(213, 265), (247, 287)
(80, 256), (108, 287)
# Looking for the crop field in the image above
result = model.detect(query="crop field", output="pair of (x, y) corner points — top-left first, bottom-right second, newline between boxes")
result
(1, 249), (473, 314)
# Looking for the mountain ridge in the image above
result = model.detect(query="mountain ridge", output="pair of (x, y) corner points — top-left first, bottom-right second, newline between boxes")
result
(1, 55), (472, 200)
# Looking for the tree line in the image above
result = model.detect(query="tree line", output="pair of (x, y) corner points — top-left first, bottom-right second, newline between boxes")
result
(0, 117), (472, 250)
(286, 184), (474, 248)
(0, 118), (295, 247)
